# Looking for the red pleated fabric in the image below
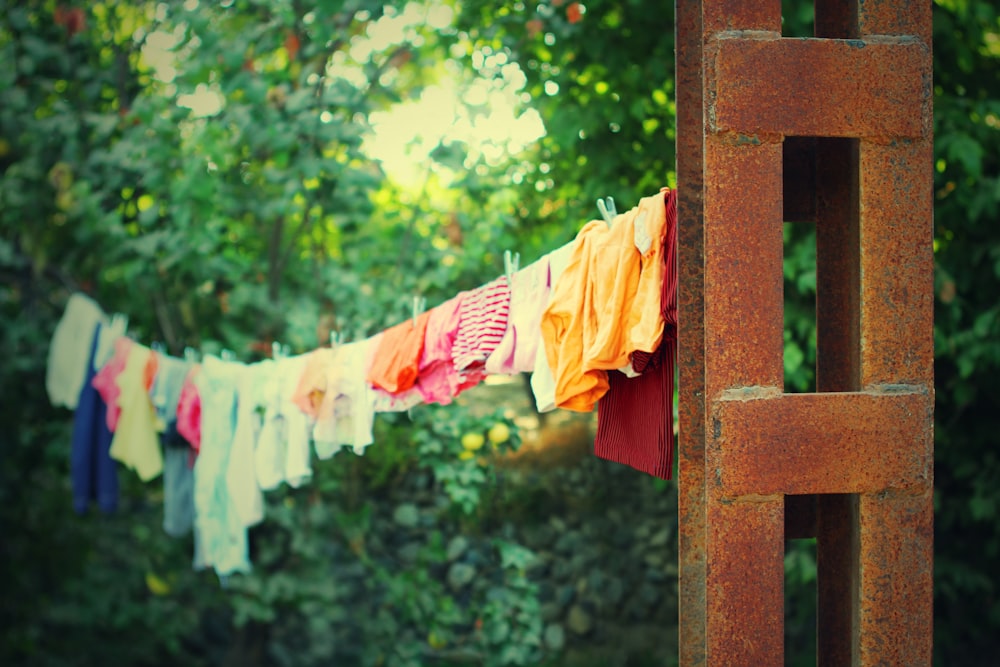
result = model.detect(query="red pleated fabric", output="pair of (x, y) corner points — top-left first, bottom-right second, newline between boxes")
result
(594, 187), (678, 479)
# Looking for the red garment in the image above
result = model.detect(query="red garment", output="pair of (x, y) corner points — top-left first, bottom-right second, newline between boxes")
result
(594, 188), (678, 479)
(91, 337), (133, 432)
(176, 366), (202, 459)
(417, 294), (483, 405)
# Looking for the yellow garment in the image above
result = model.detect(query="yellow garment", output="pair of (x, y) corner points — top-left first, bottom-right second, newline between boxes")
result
(292, 348), (336, 419)
(540, 192), (667, 412)
(110, 344), (163, 481)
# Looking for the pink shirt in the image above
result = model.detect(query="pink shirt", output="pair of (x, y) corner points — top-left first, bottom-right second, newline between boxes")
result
(175, 366), (202, 454)
(91, 337), (133, 432)
(417, 294), (483, 405)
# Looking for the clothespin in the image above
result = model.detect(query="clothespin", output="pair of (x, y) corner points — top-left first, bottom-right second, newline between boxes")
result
(110, 312), (129, 337)
(221, 349), (235, 362)
(183, 346), (199, 363)
(151, 340), (166, 355)
(330, 331), (343, 347)
(272, 341), (291, 359)
(596, 196), (617, 227)
(503, 249), (520, 284)
(412, 295), (426, 328)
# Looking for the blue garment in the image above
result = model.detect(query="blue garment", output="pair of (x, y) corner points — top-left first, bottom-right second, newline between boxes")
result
(153, 354), (196, 537)
(70, 323), (119, 514)
(163, 447), (195, 537)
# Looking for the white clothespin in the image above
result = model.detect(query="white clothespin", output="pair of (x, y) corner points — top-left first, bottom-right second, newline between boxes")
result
(596, 196), (617, 227)
(183, 346), (199, 363)
(110, 312), (129, 337)
(503, 249), (520, 284)
(412, 295), (426, 328)
(151, 340), (166, 355)
(271, 341), (291, 360)
(221, 349), (236, 362)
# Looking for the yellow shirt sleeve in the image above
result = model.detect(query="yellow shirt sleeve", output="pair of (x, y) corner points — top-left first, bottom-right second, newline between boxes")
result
(540, 193), (668, 414)
(110, 345), (163, 481)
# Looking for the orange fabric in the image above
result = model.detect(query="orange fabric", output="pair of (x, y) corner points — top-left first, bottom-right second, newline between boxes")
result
(540, 191), (668, 412)
(292, 348), (336, 418)
(366, 310), (432, 394)
(143, 350), (159, 393)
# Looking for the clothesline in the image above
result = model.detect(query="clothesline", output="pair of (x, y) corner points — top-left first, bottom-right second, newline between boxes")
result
(47, 188), (678, 581)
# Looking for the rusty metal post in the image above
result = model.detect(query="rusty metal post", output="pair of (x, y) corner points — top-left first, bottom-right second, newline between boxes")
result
(675, 1), (933, 664)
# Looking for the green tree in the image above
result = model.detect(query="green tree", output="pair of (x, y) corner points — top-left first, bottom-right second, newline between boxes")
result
(1, 1), (535, 665)
(930, 2), (1000, 664)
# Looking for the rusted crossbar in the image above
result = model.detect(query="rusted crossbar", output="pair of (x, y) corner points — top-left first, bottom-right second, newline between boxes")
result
(676, 1), (934, 664)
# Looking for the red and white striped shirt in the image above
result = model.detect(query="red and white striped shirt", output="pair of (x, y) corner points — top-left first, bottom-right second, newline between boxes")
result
(451, 276), (512, 372)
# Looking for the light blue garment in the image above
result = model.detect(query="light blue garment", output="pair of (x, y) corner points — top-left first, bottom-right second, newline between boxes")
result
(192, 356), (251, 579)
(151, 354), (191, 427)
(162, 447), (194, 537)
(153, 354), (196, 537)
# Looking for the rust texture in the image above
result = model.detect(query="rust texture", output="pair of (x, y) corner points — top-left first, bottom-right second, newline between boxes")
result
(675, 0), (933, 664)
(710, 390), (933, 497)
(710, 37), (930, 140)
(675, 0), (707, 663)
(705, 497), (785, 664)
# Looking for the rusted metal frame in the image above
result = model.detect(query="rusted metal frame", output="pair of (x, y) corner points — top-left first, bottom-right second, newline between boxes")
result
(808, 4), (861, 662)
(675, 0), (707, 663)
(698, 3), (786, 664)
(853, 2), (934, 662)
(678, 1), (934, 665)
(854, 137), (935, 667)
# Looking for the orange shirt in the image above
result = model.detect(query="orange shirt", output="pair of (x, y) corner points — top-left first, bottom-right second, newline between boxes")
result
(366, 310), (432, 394)
(540, 191), (668, 412)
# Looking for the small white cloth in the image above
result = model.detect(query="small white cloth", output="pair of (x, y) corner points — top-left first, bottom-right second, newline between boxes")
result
(254, 356), (313, 490)
(46, 293), (106, 409)
(313, 339), (378, 458)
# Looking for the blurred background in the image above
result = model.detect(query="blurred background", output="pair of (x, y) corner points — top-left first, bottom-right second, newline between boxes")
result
(1, 1), (996, 665)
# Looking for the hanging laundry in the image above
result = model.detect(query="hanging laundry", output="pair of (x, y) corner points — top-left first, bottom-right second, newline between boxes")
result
(530, 242), (576, 413)
(370, 381), (424, 414)
(70, 322), (119, 514)
(153, 353), (197, 536)
(162, 446), (196, 536)
(311, 339), (377, 458)
(91, 336), (132, 431)
(367, 310), (431, 394)
(226, 362), (267, 528)
(176, 366), (202, 456)
(485, 256), (552, 375)
(595, 187), (678, 480)
(293, 348), (334, 419)
(540, 191), (668, 412)
(109, 343), (162, 481)
(48, 186), (684, 586)
(46, 293), (105, 409)
(254, 355), (312, 489)
(192, 355), (251, 578)
(452, 276), (512, 373)
(415, 294), (481, 405)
